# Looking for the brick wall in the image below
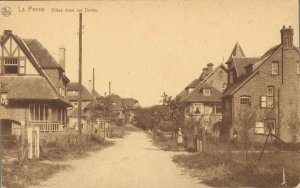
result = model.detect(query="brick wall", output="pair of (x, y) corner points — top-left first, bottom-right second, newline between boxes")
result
(231, 46), (300, 142)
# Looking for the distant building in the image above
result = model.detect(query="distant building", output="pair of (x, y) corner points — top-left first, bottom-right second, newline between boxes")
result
(179, 63), (228, 126)
(222, 26), (300, 143)
(122, 98), (139, 122)
(66, 82), (102, 131)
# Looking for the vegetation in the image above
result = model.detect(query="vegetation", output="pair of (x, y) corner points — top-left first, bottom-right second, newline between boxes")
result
(173, 151), (300, 187)
(3, 160), (69, 188)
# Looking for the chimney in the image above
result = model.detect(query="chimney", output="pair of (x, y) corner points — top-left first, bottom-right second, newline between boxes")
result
(59, 47), (66, 71)
(109, 81), (111, 95)
(3, 30), (12, 35)
(281, 25), (293, 48)
(88, 80), (93, 94)
(207, 63), (214, 73)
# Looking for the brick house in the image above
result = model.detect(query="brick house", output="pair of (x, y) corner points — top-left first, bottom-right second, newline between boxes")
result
(179, 63), (228, 126)
(222, 26), (300, 143)
(0, 30), (71, 148)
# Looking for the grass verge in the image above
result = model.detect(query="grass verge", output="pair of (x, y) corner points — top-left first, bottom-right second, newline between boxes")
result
(173, 151), (300, 187)
(3, 160), (69, 188)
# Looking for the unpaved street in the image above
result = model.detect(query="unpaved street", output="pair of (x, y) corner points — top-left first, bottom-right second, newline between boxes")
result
(32, 131), (208, 188)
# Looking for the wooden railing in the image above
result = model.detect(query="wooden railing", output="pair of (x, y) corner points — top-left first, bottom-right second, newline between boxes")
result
(30, 121), (64, 132)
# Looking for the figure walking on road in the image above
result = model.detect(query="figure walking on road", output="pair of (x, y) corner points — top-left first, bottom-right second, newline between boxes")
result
(177, 128), (183, 146)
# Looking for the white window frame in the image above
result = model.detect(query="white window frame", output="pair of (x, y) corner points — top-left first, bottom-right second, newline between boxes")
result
(255, 122), (265, 134)
(260, 96), (267, 108)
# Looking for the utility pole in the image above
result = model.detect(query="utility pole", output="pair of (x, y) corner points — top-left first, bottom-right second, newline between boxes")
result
(78, 13), (83, 139)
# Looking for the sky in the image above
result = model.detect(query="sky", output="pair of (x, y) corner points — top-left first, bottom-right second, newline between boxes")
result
(1, 0), (299, 106)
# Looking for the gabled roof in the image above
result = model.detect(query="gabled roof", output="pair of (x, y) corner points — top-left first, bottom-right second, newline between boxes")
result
(0, 31), (71, 106)
(226, 42), (246, 63)
(182, 83), (222, 103)
(0, 76), (69, 105)
(23, 39), (63, 70)
(223, 44), (283, 97)
(232, 57), (260, 77)
(66, 82), (94, 101)
(199, 64), (227, 85)
(122, 98), (139, 110)
(92, 89), (102, 99)
(185, 79), (201, 89)
(105, 94), (123, 111)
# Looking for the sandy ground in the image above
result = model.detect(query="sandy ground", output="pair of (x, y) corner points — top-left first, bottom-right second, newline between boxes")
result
(31, 131), (209, 188)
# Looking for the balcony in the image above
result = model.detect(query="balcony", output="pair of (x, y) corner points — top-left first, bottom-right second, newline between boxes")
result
(30, 121), (64, 132)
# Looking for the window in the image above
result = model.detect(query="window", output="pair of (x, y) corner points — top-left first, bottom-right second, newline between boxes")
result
(255, 122), (265, 134)
(59, 88), (65, 96)
(218, 70), (223, 78)
(203, 89), (211, 96)
(4, 58), (18, 74)
(265, 120), (275, 135)
(260, 96), (267, 108)
(297, 61), (300, 75)
(222, 83), (227, 92)
(29, 104), (50, 121)
(240, 96), (251, 105)
(254, 121), (275, 135)
(267, 86), (274, 108)
(272, 61), (279, 75)
(67, 90), (78, 96)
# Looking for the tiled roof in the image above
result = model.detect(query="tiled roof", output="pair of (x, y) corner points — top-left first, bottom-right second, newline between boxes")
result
(185, 79), (201, 89)
(182, 83), (222, 103)
(0, 76), (70, 105)
(66, 82), (94, 101)
(122, 98), (139, 110)
(223, 44), (281, 97)
(232, 57), (260, 77)
(24, 39), (63, 69)
(106, 94), (123, 111)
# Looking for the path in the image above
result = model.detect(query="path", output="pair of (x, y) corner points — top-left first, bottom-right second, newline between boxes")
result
(32, 131), (208, 188)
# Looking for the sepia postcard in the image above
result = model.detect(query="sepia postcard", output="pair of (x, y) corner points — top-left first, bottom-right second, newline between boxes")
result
(0, 0), (299, 187)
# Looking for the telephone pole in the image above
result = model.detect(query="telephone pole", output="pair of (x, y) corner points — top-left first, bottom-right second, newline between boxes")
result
(78, 13), (83, 137)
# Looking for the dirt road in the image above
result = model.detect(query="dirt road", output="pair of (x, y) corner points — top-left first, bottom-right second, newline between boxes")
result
(32, 131), (208, 188)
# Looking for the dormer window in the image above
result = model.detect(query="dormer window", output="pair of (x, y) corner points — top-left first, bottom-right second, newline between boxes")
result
(229, 71), (234, 84)
(203, 89), (211, 96)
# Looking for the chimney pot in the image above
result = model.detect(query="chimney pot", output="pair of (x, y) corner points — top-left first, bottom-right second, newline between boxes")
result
(4, 30), (12, 35)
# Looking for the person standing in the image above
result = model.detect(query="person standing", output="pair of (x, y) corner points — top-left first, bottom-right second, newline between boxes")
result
(177, 128), (183, 145)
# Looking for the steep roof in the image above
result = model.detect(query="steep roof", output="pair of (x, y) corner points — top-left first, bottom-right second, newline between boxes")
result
(223, 44), (282, 97)
(0, 32), (71, 106)
(66, 82), (94, 101)
(0, 76), (70, 105)
(182, 83), (222, 103)
(226, 42), (246, 63)
(232, 57), (260, 77)
(185, 79), (201, 89)
(105, 94), (123, 111)
(23, 39), (63, 69)
(122, 98), (139, 110)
